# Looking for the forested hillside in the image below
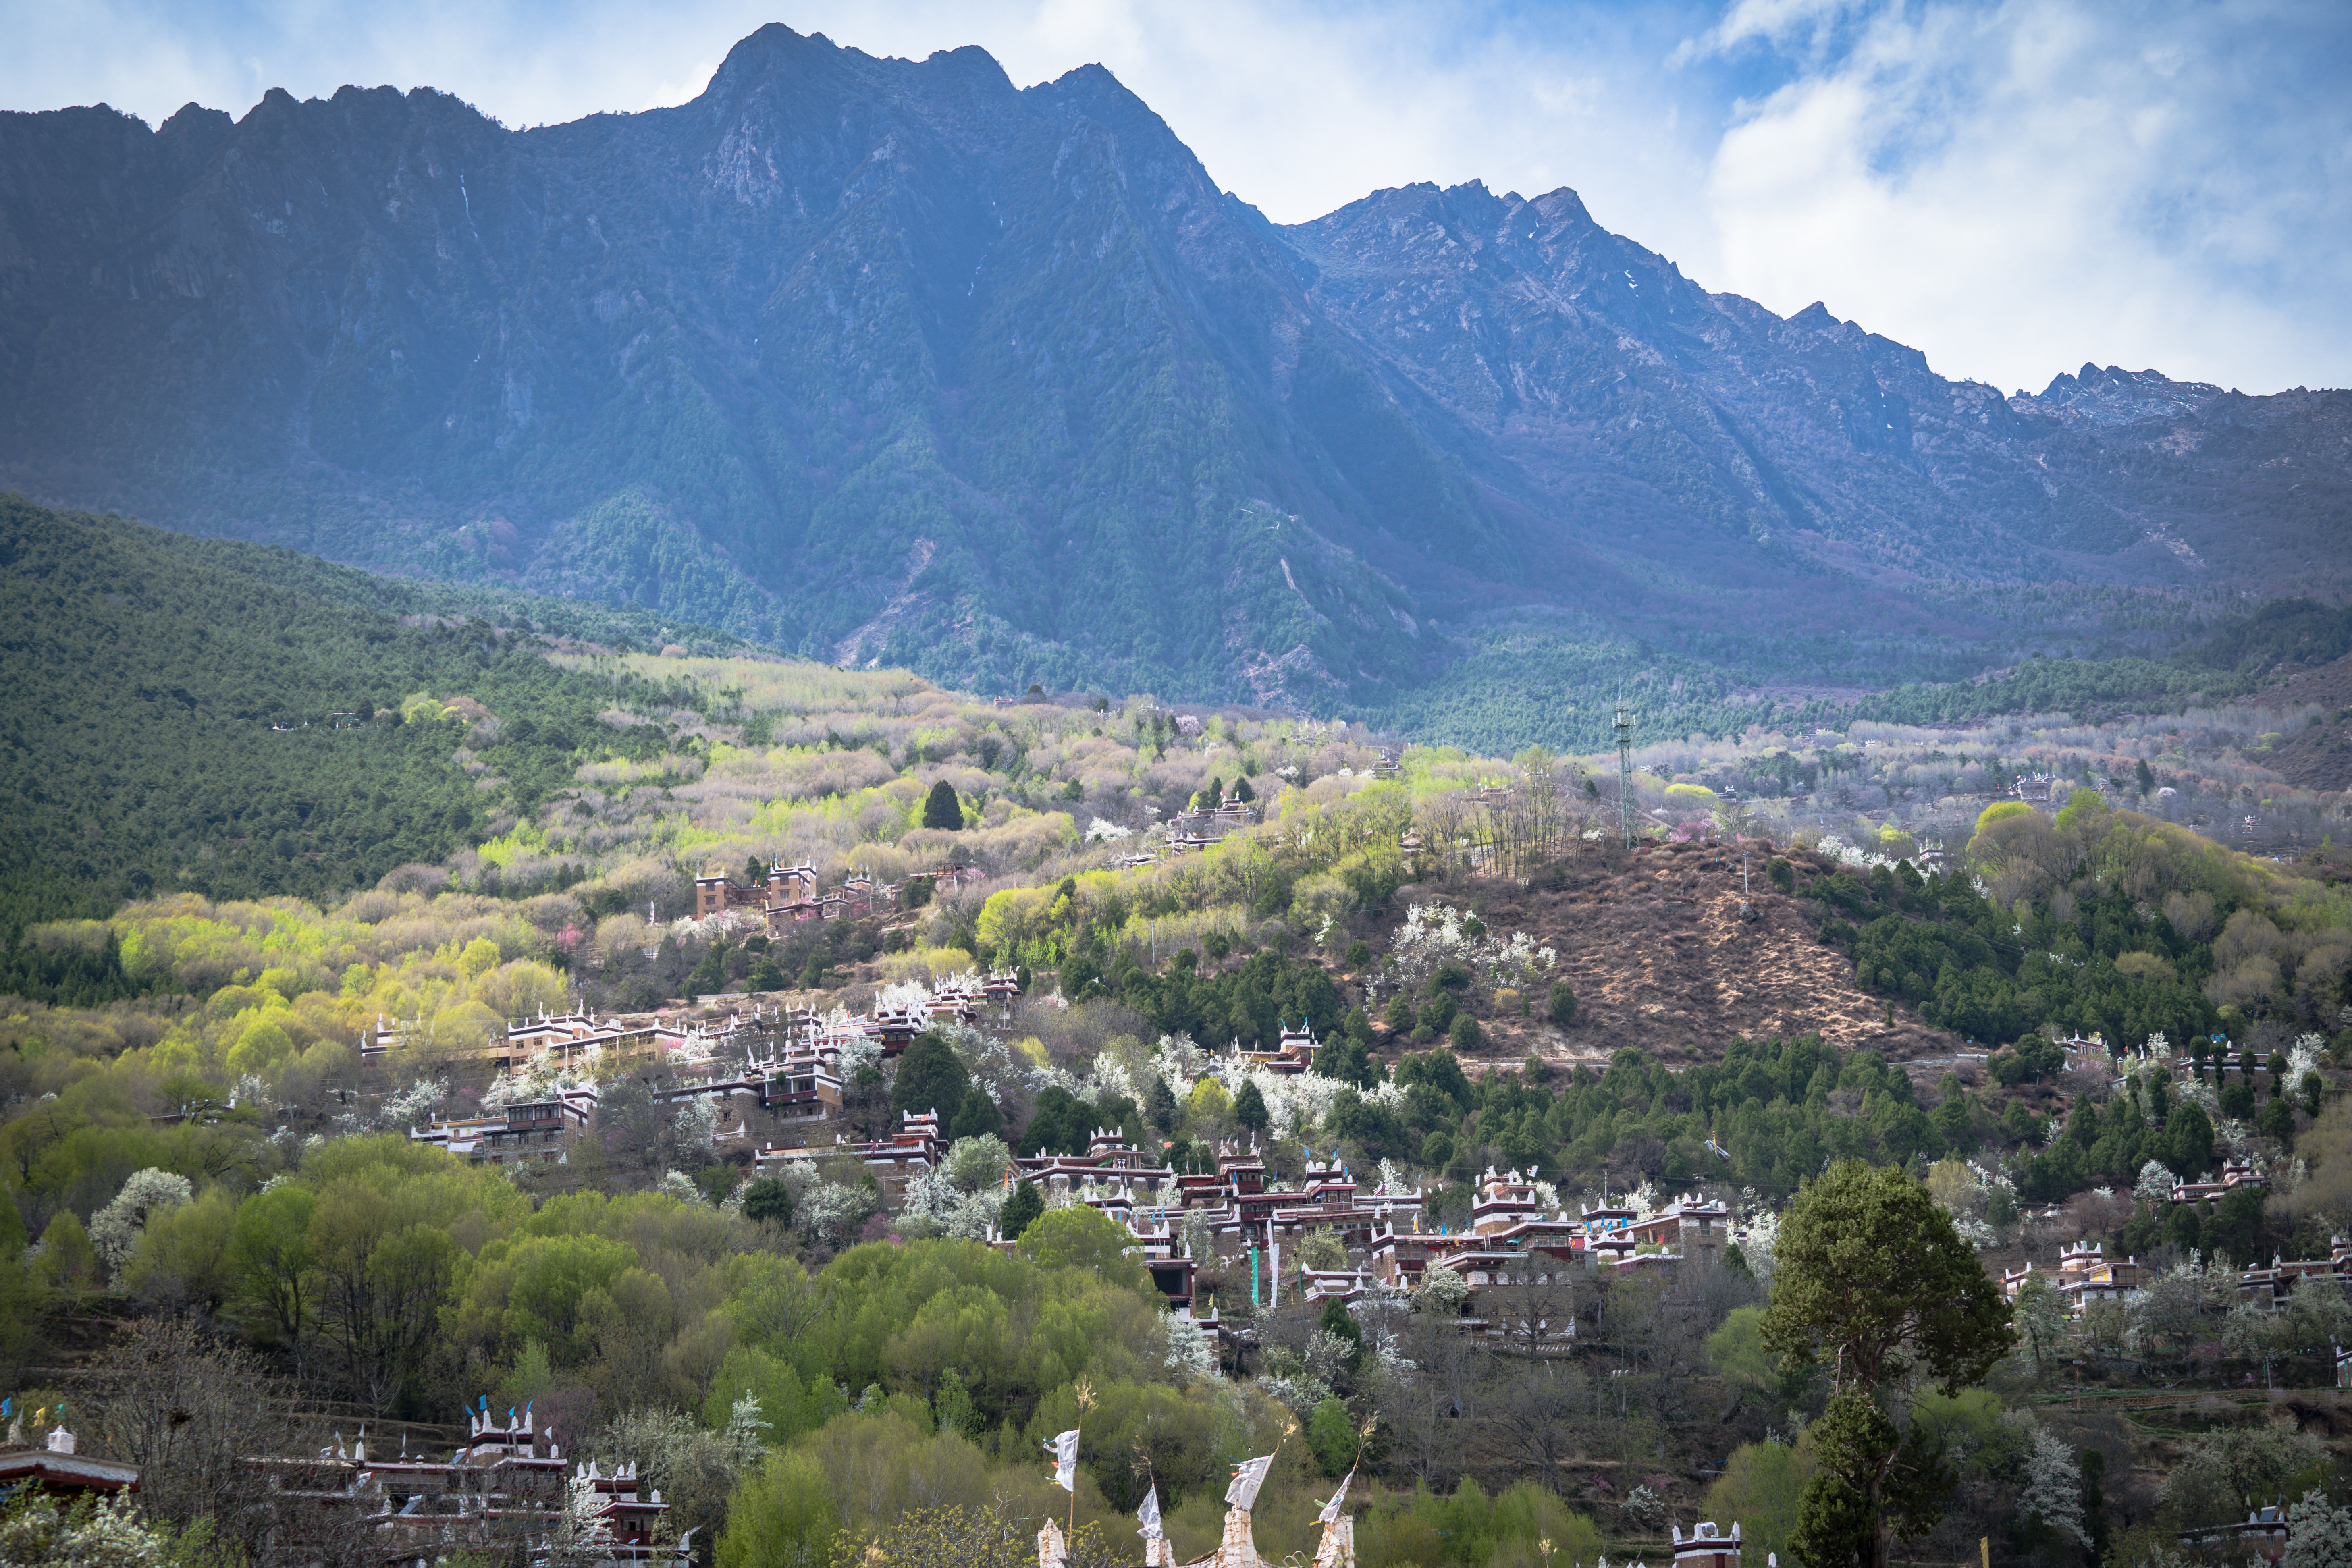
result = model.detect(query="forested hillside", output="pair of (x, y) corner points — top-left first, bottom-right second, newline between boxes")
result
(0, 496), (723, 987)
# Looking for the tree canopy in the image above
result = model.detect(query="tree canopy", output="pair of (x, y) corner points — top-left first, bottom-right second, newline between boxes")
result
(1761, 1160), (2012, 1568)
(891, 1033), (973, 1122)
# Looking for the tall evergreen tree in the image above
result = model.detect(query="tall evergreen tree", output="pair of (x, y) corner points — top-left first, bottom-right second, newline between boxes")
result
(998, 1180), (1045, 1241)
(922, 781), (964, 831)
(1761, 1160), (2011, 1568)
(892, 1033), (972, 1121)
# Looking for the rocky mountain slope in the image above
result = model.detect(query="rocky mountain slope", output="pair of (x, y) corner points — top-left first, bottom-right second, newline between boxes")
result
(2, 25), (2345, 714)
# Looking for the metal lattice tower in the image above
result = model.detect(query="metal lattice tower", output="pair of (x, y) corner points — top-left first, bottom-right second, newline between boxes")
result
(1613, 704), (1635, 849)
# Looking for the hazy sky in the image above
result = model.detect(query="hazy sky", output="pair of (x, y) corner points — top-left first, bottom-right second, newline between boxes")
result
(5, 0), (2347, 395)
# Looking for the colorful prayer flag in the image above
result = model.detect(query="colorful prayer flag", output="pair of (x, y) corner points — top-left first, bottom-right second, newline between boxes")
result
(1043, 1429), (1080, 1492)
(1226, 1453), (1274, 1510)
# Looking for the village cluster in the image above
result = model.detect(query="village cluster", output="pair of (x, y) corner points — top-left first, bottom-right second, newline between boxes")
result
(384, 984), (1749, 1331)
(0, 1366), (1758, 1568)
(1, 1399), (699, 1564)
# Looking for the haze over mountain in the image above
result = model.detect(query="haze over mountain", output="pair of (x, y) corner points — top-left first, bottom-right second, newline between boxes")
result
(2, 24), (2346, 729)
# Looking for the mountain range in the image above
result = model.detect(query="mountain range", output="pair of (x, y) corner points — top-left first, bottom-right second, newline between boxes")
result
(2, 23), (2346, 730)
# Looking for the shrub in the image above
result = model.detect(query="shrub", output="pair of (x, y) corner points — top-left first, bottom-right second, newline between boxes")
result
(1013, 1205), (1146, 1287)
(741, 1178), (794, 1228)
(1308, 1396), (1356, 1477)
(1420, 993), (1459, 1035)
(1975, 801), (2033, 833)
(1548, 981), (1577, 1026)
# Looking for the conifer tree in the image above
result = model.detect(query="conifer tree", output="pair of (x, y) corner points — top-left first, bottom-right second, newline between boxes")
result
(1761, 1160), (2011, 1568)
(922, 781), (964, 831)
(998, 1180), (1044, 1241)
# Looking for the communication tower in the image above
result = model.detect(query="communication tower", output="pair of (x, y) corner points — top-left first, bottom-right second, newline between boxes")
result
(1613, 704), (1635, 849)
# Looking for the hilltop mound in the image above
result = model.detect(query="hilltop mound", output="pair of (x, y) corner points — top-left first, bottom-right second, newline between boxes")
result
(1405, 843), (1956, 1068)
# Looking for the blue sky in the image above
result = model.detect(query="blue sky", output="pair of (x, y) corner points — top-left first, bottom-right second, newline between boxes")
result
(4, 0), (2347, 395)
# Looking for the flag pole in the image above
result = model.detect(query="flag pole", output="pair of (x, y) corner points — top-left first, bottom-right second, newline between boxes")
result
(1071, 1378), (1096, 1560)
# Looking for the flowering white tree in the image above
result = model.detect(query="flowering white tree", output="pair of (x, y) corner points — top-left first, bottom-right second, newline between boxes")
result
(773, 1161), (879, 1249)
(723, 1392), (771, 1472)
(897, 1136), (1010, 1241)
(1159, 1312), (1218, 1383)
(376, 1076), (447, 1128)
(1209, 1056), (1347, 1140)
(1736, 1198), (1781, 1276)
(89, 1169), (193, 1280)
(1255, 1355), (1332, 1414)
(2018, 1426), (2088, 1547)
(2291, 1034), (2328, 1090)
(873, 977), (931, 1014)
(2286, 1488), (2352, 1568)
(543, 1470), (620, 1567)
(482, 1050), (587, 1112)
(1415, 1263), (1469, 1315)
(672, 1095), (721, 1147)
(834, 1022), (882, 1080)
(0, 1490), (171, 1566)
(1379, 903), (1556, 998)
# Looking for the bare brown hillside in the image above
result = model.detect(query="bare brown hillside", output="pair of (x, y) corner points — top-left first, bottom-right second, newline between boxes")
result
(1392, 843), (1958, 1069)
(2232, 651), (2352, 791)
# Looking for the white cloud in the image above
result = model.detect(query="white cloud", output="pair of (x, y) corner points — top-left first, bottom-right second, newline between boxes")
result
(1673, 0), (1866, 64)
(1694, 0), (2352, 393)
(0, 0), (2343, 393)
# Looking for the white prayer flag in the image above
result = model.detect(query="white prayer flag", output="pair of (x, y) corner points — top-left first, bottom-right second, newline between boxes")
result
(1226, 1453), (1275, 1510)
(1044, 1429), (1080, 1493)
(1137, 1481), (1164, 1539)
(1318, 1468), (1353, 1523)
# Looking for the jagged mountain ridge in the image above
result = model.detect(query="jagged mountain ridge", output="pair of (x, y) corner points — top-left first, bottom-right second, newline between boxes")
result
(0, 24), (2344, 710)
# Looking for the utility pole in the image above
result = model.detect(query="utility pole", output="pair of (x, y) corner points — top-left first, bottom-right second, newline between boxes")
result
(1614, 705), (1635, 850)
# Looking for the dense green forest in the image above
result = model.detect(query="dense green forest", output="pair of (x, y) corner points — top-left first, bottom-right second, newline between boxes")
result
(1381, 594), (2352, 755)
(1814, 850), (2220, 1048)
(0, 496), (724, 978)
(2191, 597), (2352, 675)
(1841, 657), (2255, 729)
